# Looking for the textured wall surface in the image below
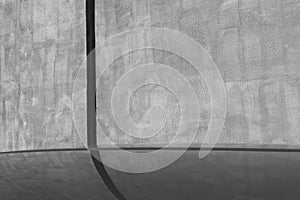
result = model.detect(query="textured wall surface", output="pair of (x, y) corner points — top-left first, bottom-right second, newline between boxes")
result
(0, 0), (85, 151)
(1, 0), (300, 151)
(95, 0), (300, 146)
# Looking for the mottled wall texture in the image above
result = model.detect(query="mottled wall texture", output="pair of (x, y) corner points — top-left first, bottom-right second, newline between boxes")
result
(1, 0), (300, 151)
(0, 0), (85, 151)
(95, 0), (300, 146)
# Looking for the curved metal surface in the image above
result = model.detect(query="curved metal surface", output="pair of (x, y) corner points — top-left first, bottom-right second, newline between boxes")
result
(1, 149), (300, 200)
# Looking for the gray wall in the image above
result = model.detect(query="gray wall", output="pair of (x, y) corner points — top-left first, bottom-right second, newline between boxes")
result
(96, 0), (300, 146)
(1, 0), (300, 151)
(0, 0), (85, 151)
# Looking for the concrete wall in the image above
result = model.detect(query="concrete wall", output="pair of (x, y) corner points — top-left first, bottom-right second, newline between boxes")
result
(95, 0), (300, 146)
(1, 0), (300, 151)
(0, 0), (85, 151)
